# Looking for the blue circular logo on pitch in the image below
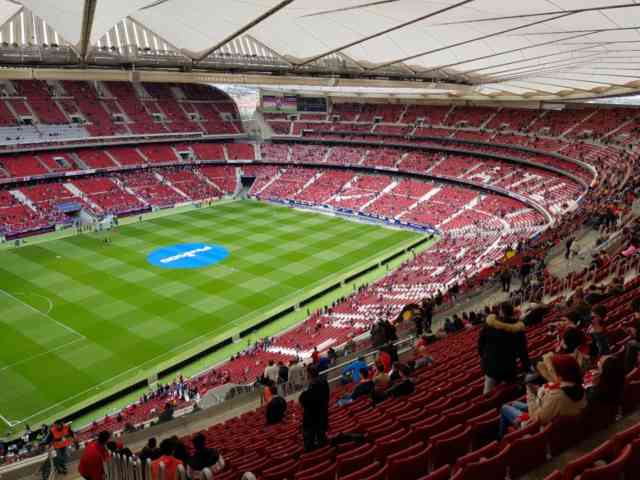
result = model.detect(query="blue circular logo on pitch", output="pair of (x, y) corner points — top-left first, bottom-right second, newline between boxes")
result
(147, 243), (229, 269)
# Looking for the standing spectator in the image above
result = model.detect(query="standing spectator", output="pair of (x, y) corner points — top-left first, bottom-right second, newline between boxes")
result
(151, 439), (183, 480)
(139, 437), (160, 469)
(421, 298), (434, 332)
(277, 361), (289, 384)
(299, 366), (330, 452)
(78, 431), (111, 480)
(288, 359), (306, 390)
(265, 385), (287, 425)
(478, 303), (531, 394)
(311, 348), (320, 365)
(47, 420), (75, 475)
(565, 236), (575, 260)
(264, 360), (279, 384)
(500, 267), (512, 293)
(188, 433), (224, 479)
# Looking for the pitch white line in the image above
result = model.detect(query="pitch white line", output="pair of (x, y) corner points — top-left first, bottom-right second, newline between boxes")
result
(0, 413), (18, 427)
(12, 286), (305, 425)
(15, 292), (54, 315)
(0, 288), (85, 339)
(0, 337), (87, 373)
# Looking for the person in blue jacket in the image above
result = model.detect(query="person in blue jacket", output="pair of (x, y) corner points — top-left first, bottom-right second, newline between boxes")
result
(340, 357), (368, 384)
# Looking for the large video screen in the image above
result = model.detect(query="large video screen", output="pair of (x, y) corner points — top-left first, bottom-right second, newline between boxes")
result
(262, 94), (297, 113)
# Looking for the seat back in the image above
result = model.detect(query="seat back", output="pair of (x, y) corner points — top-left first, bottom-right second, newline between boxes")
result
(337, 461), (380, 480)
(562, 440), (615, 480)
(336, 443), (374, 477)
(387, 444), (430, 480)
(416, 464), (450, 480)
(579, 444), (631, 480)
(548, 415), (586, 457)
(504, 424), (551, 479)
(450, 445), (510, 480)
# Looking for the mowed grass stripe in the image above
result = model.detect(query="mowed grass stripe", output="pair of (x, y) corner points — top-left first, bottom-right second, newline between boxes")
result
(0, 200), (421, 428)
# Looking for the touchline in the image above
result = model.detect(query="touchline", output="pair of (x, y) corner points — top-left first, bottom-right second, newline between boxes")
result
(159, 246), (213, 264)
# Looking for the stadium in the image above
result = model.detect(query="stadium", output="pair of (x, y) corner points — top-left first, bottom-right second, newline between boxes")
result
(1, 1), (640, 480)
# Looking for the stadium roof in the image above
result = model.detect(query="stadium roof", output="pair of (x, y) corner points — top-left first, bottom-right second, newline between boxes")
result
(2, 1), (640, 101)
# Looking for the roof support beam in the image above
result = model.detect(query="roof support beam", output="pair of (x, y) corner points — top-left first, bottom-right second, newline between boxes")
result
(460, 45), (603, 76)
(368, 11), (576, 70)
(429, 2), (640, 26)
(79, 0), (98, 61)
(477, 54), (605, 80)
(192, 0), (294, 62)
(416, 31), (597, 75)
(295, 0), (475, 67)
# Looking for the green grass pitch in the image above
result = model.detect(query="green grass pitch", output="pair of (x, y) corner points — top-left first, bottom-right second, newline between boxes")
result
(0, 200), (423, 434)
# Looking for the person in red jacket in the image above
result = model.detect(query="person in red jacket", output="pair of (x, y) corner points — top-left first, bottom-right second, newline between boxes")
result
(79, 431), (111, 480)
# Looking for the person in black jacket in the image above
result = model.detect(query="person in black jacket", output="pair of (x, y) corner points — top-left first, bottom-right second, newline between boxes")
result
(265, 385), (287, 425)
(299, 365), (330, 452)
(188, 433), (220, 474)
(478, 303), (531, 394)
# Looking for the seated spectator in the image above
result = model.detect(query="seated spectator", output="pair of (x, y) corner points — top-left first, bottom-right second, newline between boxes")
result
(372, 360), (390, 392)
(587, 355), (625, 406)
(565, 289), (591, 328)
(522, 302), (553, 327)
(452, 314), (464, 331)
(265, 385), (287, 425)
(444, 318), (456, 334)
(188, 432), (224, 479)
(338, 368), (374, 406)
(536, 328), (588, 383)
(384, 363), (415, 398)
(414, 335), (434, 369)
(78, 431), (111, 480)
(340, 357), (367, 384)
(589, 304), (610, 357)
(151, 439), (183, 480)
(625, 300), (640, 372)
(499, 354), (586, 437)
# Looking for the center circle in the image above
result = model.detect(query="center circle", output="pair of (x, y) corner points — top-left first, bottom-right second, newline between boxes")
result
(147, 243), (229, 269)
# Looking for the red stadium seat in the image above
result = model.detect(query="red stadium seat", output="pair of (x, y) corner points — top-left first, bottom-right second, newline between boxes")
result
(416, 465), (450, 480)
(450, 444), (510, 480)
(579, 445), (631, 480)
(503, 424), (551, 478)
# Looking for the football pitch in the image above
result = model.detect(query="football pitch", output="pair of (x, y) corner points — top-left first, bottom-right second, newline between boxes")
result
(0, 200), (425, 433)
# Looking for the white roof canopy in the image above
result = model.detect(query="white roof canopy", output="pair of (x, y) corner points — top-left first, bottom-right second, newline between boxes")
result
(3, 0), (640, 99)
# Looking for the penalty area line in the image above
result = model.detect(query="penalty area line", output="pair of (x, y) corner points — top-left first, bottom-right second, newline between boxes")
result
(0, 288), (85, 340)
(0, 337), (87, 373)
